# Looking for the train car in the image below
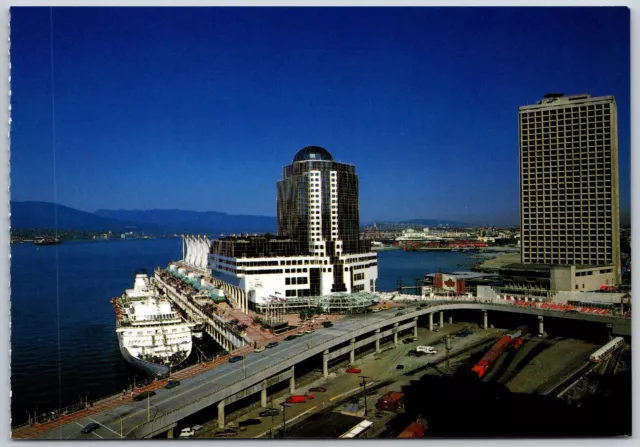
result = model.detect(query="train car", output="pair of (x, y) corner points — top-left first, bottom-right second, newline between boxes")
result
(589, 337), (624, 363)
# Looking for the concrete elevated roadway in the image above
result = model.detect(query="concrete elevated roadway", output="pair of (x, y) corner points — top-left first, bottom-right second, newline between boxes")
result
(25, 299), (629, 440)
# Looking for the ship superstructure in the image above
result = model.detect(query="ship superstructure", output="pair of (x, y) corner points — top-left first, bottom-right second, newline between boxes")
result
(111, 270), (194, 376)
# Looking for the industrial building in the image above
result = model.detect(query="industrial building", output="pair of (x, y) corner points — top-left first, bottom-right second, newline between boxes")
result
(206, 146), (378, 310)
(518, 93), (620, 283)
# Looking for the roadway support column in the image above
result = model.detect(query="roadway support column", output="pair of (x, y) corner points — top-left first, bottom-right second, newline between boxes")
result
(449, 316), (453, 324)
(167, 427), (174, 439)
(261, 380), (267, 407)
(483, 311), (488, 329)
(429, 313), (434, 331)
(393, 322), (399, 345)
(375, 329), (381, 353)
(439, 311), (444, 328)
(413, 317), (418, 337)
(538, 316), (544, 337)
(322, 350), (329, 378)
(217, 399), (225, 429)
(349, 338), (356, 364)
(289, 365), (295, 394)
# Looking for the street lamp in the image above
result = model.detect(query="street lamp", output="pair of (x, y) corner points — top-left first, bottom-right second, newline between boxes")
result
(279, 402), (292, 438)
(358, 376), (371, 417)
(106, 412), (124, 439)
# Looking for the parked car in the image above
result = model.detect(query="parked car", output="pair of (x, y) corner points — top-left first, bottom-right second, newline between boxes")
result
(295, 332), (305, 337)
(215, 429), (237, 437)
(254, 346), (266, 353)
(229, 355), (244, 363)
(396, 364), (405, 370)
(266, 341), (279, 349)
(259, 408), (280, 417)
(402, 338), (413, 344)
(165, 380), (181, 389)
(398, 306), (406, 310)
(284, 335), (297, 341)
(395, 311), (405, 316)
(303, 329), (315, 334)
(80, 422), (100, 434)
(238, 418), (262, 427)
(419, 304), (428, 308)
(408, 351), (424, 357)
(380, 306), (390, 310)
(374, 411), (386, 419)
(192, 425), (204, 433)
(309, 387), (327, 392)
(457, 329), (472, 337)
(322, 321), (334, 328)
(346, 368), (361, 374)
(179, 428), (196, 438)
(433, 328), (440, 332)
(133, 391), (156, 401)
(371, 308), (382, 313)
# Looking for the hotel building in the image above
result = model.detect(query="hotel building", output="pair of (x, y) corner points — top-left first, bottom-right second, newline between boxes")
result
(208, 146), (378, 309)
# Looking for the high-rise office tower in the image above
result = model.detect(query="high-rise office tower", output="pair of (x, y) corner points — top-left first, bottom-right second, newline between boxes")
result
(519, 93), (620, 283)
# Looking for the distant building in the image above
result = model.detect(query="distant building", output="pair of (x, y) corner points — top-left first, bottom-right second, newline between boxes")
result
(207, 146), (378, 310)
(519, 93), (620, 284)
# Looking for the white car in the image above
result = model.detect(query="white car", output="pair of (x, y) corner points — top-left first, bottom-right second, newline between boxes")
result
(254, 346), (266, 353)
(416, 346), (438, 355)
(180, 428), (195, 438)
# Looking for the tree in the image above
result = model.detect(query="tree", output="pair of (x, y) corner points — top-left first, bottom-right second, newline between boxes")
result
(299, 309), (308, 322)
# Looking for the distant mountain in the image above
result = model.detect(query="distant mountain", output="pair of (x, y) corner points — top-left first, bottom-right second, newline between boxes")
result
(94, 209), (277, 234)
(10, 201), (160, 232)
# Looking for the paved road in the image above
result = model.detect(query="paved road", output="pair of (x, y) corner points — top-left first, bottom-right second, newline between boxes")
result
(26, 297), (619, 439)
(188, 322), (504, 439)
(31, 304), (426, 439)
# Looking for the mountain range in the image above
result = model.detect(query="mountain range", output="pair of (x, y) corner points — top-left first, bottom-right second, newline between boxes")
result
(10, 201), (278, 235)
(11, 201), (483, 234)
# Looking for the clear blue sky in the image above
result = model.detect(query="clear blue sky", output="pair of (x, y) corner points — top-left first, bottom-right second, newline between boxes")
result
(10, 7), (630, 226)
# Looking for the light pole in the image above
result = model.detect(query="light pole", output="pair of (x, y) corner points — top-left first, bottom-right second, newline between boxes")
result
(242, 356), (247, 379)
(280, 402), (291, 438)
(359, 376), (370, 417)
(106, 412), (124, 439)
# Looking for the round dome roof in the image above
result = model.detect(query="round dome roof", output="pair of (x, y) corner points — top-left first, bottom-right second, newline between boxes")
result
(293, 146), (333, 162)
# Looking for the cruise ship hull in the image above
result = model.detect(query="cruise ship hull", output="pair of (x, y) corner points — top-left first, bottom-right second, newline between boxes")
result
(117, 332), (190, 376)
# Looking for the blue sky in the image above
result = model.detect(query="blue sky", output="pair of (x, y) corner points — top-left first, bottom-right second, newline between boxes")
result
(10, 7), (630, 226)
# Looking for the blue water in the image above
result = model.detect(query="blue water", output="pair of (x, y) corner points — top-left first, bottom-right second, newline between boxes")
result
(10, 241), (476, 424)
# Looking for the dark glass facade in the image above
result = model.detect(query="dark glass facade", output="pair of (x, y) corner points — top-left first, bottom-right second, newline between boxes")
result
(277, 146), (367, 255)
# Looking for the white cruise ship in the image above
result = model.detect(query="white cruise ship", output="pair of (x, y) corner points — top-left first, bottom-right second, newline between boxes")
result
(111, 270), (194, 376)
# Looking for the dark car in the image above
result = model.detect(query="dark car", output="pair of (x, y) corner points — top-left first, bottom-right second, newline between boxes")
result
(229, 355), (244, 363)
(374, 412), (386, 419)
(238, 418), (262, 427)
(309, 387), (327, 392)
(165, 380), (180, 389)
(408, 351), (424, 357)
(395, 311), (405, 316)
(215, 429), (237, 437)
(419, 304), (428, 308)
(284, 335), (297, 341)
(81, 422), (100, 434)
(398, 306), (406, 310)
(133, 391), (156, 401)
(266, 341), (279, 349)
(396, 364), (405, 370)
(321, 321), (334, 328)
(402, 338), (413, 344)
(457, 329), (472, 337)
(259, 408), (280, 417)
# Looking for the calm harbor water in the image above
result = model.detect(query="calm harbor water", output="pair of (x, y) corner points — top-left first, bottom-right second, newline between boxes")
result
(10, 239), (477, 425)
